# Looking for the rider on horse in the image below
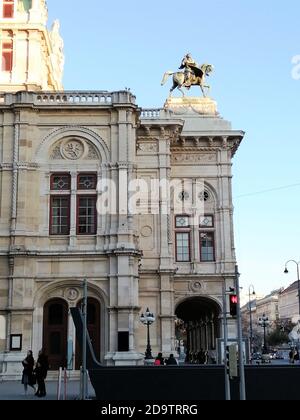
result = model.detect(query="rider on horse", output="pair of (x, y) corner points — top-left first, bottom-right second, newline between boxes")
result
(179, 53), (203, 87)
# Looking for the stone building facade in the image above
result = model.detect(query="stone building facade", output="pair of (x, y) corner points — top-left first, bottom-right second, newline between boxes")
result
(0, 1), (244, 377)
(278, 282), (300, 324)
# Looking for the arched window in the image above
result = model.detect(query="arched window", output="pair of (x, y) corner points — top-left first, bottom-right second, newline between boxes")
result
(3, 0), (14, 18)
(1, 31), (13, 72)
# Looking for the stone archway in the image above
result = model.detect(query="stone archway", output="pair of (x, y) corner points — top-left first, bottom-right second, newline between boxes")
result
(75, 297), (101, 369)
(175, 297), (221, 364)
(43, 298), (68, 370)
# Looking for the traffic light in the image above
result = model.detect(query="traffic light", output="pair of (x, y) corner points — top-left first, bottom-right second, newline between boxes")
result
(229, 294), (238, 316)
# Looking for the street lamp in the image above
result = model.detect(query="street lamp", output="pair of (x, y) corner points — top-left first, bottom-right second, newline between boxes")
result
(140, 308), (155, 359)
(248, 285), (256, 359)
(284, 260), (300, 320)
(258, 314), (270, 354)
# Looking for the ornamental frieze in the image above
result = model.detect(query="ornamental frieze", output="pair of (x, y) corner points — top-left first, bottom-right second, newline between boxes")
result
(171, 153), (216, 164)
(136, 142), (159, 153)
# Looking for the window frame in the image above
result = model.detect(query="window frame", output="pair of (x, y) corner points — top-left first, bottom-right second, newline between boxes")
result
(175, 214), (190, 229)
(199, 214), (214, 228)
(199, 231), (215, 262)
(175, 231), (191, 262)
(2, 0), (14, 19)
(76, 195), (97, 236)
(50, 173), (71, 191)
(1, 37), (13, 72)
(77, 172), (97, 190)
(49, 195), (71, 236)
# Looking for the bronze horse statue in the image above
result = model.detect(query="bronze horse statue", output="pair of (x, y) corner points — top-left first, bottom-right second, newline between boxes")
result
(161, 63), (214, 97)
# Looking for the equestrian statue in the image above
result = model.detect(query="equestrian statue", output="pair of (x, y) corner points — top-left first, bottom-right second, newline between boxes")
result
(161, 53), (214, 97)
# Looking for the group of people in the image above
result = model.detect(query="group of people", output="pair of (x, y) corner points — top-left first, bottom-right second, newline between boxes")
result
(21, 349), (49, 397)
(154, 353), (178, 366)
(185, 349), (212, 364)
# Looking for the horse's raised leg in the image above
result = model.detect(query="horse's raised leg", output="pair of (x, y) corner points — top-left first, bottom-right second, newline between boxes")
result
(200, 85), (206, 98)
(178, 86), (185, 97)
(203, 85), (210, 97)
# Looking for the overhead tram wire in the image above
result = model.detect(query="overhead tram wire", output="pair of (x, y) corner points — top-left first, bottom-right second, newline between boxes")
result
(234, 182), (300, 199)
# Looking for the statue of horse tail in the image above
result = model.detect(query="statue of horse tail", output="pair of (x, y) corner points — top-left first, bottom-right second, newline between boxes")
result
(161, 71), (174, 86)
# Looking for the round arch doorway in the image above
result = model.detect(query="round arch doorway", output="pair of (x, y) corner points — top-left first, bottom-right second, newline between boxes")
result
(43, 298), (68, 370)
(75, 297), (101, 369)
(175, 297), (221, 364)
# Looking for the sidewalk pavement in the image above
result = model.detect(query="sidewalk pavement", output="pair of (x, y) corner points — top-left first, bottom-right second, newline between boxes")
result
(0, 379), (96, 400)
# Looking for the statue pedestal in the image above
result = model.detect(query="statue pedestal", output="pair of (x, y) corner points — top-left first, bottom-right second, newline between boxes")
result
(164, 97), (218, 116)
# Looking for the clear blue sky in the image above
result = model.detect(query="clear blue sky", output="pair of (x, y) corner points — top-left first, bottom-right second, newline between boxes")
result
(48, 0), (300, 296)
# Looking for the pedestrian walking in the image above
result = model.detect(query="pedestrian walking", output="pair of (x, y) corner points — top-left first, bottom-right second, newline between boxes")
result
(21, 350), (36, 396)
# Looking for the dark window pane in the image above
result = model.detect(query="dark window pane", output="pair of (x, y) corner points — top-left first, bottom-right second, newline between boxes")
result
(77, 196), (96, 235)
(50, 197), (70, 235)
(200, 233), (215, 262)
(49, 304), (63, 325)
(176, 232), (190, 262)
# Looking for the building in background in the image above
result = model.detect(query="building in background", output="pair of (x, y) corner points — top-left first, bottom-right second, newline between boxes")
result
(278, 282), (300, 324)
(0, 1), (244, 377)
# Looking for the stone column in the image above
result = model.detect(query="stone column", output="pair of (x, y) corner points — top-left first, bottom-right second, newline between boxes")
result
(69, 171), (77, 249)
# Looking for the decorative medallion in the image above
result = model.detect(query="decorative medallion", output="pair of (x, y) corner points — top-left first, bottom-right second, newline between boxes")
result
(189, 281), (203, 293)
(65, 288), (79, 301)
(61, 139), (85, 160)
(141, 226), (153, 238)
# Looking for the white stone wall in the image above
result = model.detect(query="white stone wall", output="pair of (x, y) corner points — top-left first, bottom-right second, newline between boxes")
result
(0, 0), (63, 91)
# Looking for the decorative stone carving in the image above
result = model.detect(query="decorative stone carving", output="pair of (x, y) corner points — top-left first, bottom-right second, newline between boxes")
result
(141, 226), (153, 238)
(198, 190), (211, 202)
(50, 144), (63, 160)
(61, 139), (85, 160)
(171, 153), (216, 164)
(50, 139), (99, 161)
(65, 288), (79, 301)
(164, 97), (218, 116)
(137, 142), (158, 153)
(87, 144), (99, 160)
(189, 281), (203, 293)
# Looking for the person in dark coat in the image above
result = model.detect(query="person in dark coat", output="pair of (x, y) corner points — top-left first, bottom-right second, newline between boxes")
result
(35, 349), (49, 397)
(21, 350), (35, 396)
(165, 354), (178, 365)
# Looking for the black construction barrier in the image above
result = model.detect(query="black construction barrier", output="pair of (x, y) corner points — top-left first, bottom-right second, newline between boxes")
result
(71, 307), (300, 401)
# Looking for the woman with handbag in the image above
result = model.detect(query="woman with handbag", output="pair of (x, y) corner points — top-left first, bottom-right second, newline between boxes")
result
(21, 350), (36, 396)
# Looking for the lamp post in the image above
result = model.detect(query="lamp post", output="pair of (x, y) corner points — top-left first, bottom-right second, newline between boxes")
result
(284, 260), (300, 320)
(248, 285), (256, 360)
(258, 314), (270, 354)
(140, 308), (155, 359)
